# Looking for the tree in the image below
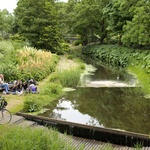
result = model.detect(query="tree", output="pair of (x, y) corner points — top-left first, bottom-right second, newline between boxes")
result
(104, 0), (138, 45)
(122, 0), (150, 47)
(55, 2), (68, 41)
(0, 9), (14, 39)
(14, 0), (61, 52)
(67, 0), (110, 45)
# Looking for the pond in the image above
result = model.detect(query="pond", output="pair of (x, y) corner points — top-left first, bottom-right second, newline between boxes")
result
(39, 60), (150, 135)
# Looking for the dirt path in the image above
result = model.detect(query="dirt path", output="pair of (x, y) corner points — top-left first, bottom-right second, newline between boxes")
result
(56, 55), (78, 71)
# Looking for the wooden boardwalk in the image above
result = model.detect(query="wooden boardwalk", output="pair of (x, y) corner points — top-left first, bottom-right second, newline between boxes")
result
(7, 114), (150, 150)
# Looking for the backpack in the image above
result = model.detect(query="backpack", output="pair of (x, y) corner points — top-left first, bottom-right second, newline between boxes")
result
(0, 96), (7, 108)
(31, 86), (37, 93)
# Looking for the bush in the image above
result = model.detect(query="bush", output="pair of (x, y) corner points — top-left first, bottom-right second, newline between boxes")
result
(23, 100), (39, 112)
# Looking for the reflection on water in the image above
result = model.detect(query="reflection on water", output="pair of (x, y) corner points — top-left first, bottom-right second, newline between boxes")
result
(40, 87), (150, 134)
(47, 99), (103, 127)
(39, 62), (150, 135)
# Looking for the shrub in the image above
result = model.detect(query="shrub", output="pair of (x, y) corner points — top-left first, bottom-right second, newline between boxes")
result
(23, 100), (39, 112)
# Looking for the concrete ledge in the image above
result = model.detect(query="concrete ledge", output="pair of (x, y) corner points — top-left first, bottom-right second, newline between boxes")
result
(16, 112), (150, 147)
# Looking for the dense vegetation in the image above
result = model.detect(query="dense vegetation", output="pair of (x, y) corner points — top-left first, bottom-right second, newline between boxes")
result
(0, 41), (59, 82)
(83, 44), (150, 94)
(83, 44), (150, 70)
(0, 0), (149, 124)
(0, 0), (150, 149)
(0, 0), (149, 49)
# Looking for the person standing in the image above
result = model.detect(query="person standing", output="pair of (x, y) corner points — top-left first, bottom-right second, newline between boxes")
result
(0, 74), (10, 94)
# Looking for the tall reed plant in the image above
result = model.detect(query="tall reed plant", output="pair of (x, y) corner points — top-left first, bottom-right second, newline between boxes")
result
(58, 68), (81, 87)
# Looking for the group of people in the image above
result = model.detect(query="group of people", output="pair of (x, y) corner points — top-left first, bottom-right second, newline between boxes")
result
(11, 79), (38, 95)
(0, 74), (38, 95)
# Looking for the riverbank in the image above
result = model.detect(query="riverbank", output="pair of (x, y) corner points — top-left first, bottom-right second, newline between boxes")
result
(83, 44), (150, 96)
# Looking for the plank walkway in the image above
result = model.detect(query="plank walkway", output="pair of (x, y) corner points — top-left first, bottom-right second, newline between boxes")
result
(7, 115), (150, 150)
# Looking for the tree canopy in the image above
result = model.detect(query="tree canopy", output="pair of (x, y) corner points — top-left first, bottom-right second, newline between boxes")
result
(0, 0), (149, 49)
(14, 0), (61, 52)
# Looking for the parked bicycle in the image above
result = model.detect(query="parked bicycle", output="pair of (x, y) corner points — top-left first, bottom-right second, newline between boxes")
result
(0, 96), (12, 124)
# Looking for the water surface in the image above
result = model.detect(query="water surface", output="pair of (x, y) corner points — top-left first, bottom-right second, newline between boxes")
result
(40, 63), (150, 134)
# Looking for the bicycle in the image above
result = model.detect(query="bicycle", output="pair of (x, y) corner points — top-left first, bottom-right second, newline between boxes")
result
(0, 96), (12, 125)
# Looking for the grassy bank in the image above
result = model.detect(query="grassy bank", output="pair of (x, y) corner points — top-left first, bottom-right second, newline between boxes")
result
(128, 65), (150, 96)
(0, 125), (80, 150)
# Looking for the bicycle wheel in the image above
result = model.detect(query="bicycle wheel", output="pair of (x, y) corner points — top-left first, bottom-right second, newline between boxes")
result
(0, 109), (12, 125)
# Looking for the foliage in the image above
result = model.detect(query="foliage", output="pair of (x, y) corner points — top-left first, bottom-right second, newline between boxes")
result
(0, 0), (149, 48)
(0, 40), (59, 82)
(10, 34), (29, 50)
(67, 0), (110, 45)
(58, 68), (81, 87)
(14, 0), (62, 52)
(0, 9), (14, 39)
(14, 47), (59, 81)
(23, 81), (63, 113)
(83, 44), (134, 68)
(83, 45), (150, 70)
(0, 40), (16, 81)
(79, 63), (86, 70)
(0, 40), (14, 60)
(55, 2), (68, 42)
(63, 0), (150, 48)
(0, 125), (77, 150)
(122, 0), (150, 47)
(23, 99), (39, 112)
(83, 44), (150, 94)
(104, 0), (135, 44)
(41, 82), (62, 95)
(49, 72), (60, 82)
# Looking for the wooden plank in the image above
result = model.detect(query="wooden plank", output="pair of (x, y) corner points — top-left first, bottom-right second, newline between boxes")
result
(17, 120), (37, 127)
(16, 112), (150, 148)
(9, 115), (25, 124)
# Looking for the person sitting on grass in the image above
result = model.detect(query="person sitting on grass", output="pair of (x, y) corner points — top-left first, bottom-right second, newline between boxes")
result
(11, 80), (23, 95)
(0, 74), (10, 94)
(22, 81), (28, 94)
(28, 80), (38, 94)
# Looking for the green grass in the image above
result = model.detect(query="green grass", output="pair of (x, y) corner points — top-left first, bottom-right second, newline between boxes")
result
(128, 65), (150, 95)
(0, 125), (79, 150)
